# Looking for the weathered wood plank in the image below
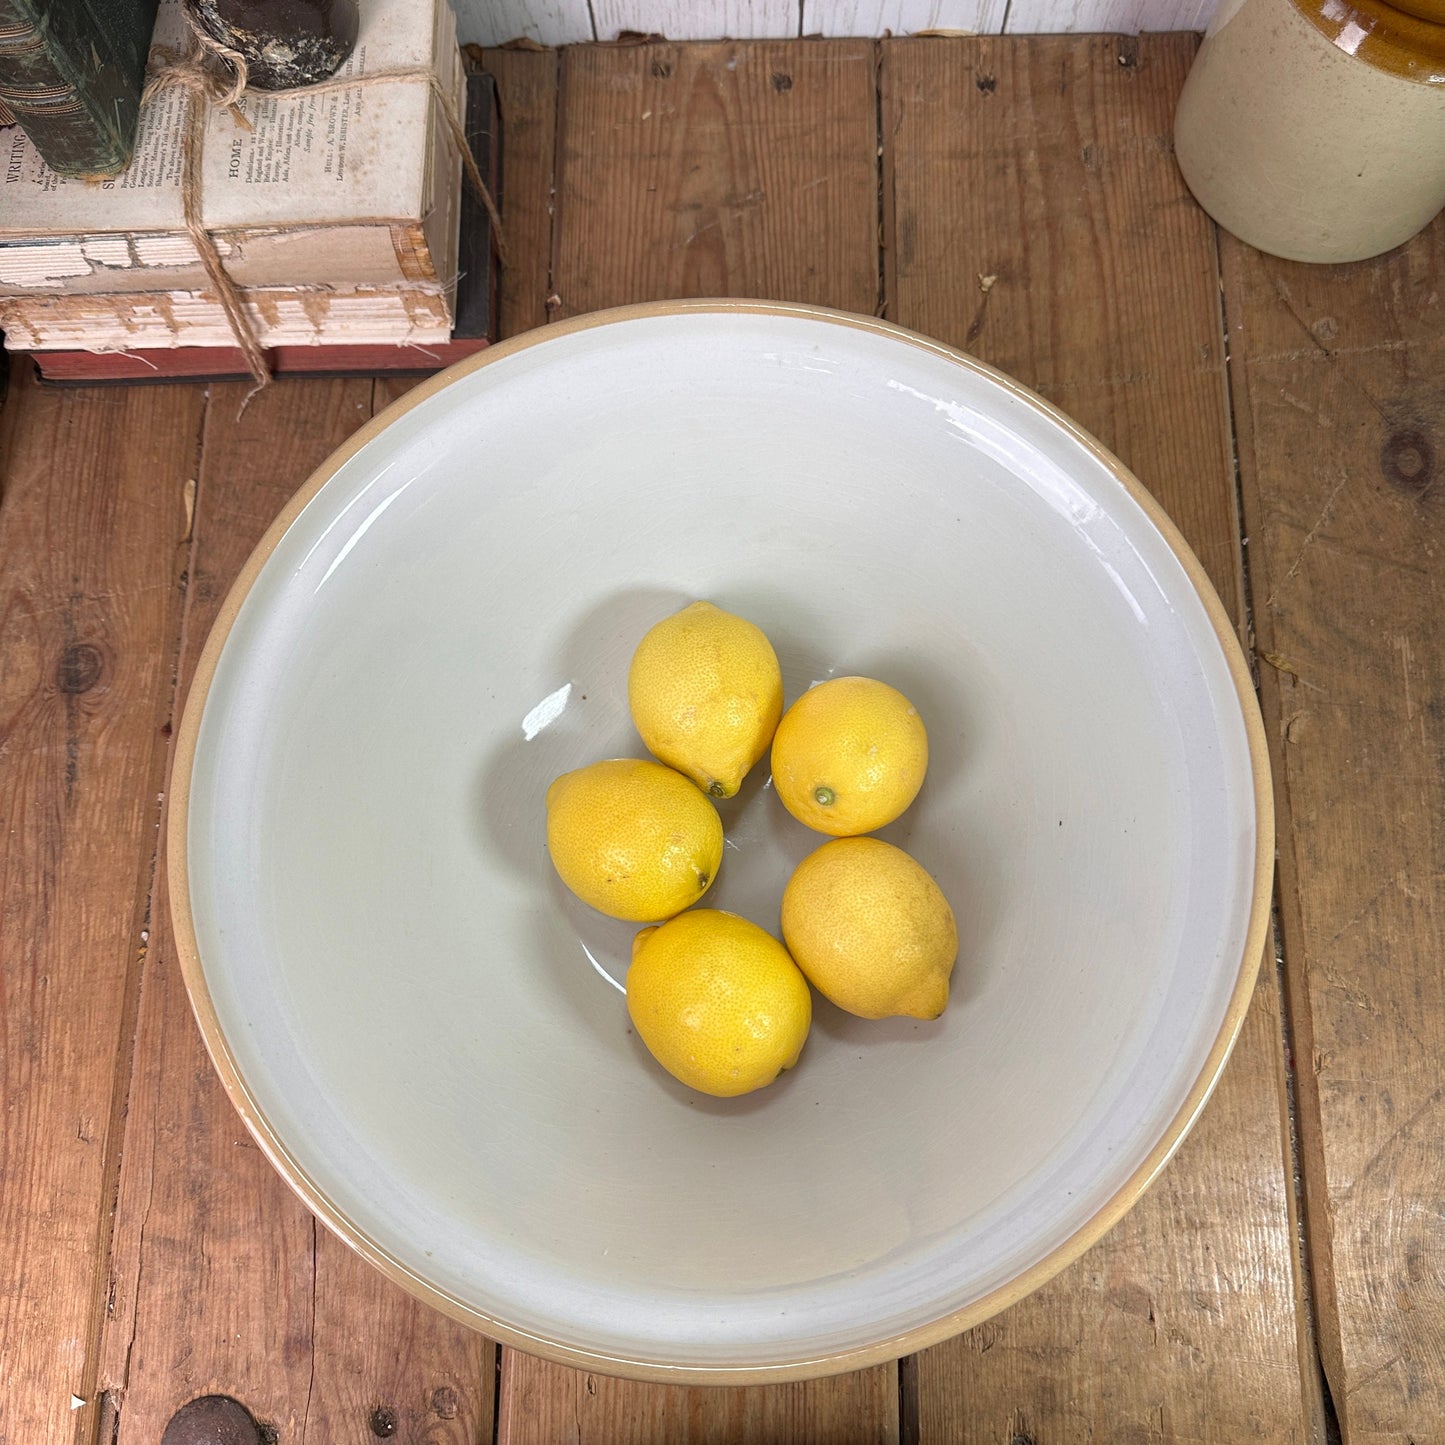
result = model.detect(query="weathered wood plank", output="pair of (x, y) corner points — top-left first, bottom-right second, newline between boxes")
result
(0, 372), (204, 1445)
(1224, 215), (1445, 1442)
(481, 45), (561, 339)
(499, 1358), (899, 1445)
(306, 1226), (493, 1444)
(97, 381), (495, 1445)
(552, 39), (880, 317)
(497, 36), (898, 1440)
(882, 33), (1315, 1441)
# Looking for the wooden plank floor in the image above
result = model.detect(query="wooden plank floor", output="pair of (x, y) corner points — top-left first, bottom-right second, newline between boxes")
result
(2, 31), (1440, 1445)
(1224, 221), (1445, 1441)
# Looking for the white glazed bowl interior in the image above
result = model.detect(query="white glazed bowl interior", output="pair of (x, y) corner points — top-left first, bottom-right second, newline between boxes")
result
(175, 304), (1268, 1378)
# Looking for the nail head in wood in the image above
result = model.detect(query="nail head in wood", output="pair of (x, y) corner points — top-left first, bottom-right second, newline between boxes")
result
(160, 1395), (265, 1445)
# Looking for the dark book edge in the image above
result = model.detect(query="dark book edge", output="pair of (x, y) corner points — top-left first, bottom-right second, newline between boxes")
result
(454, 65), (501, 343)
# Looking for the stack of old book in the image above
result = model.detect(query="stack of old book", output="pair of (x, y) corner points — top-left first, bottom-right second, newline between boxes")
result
(0, 0), (498, 382)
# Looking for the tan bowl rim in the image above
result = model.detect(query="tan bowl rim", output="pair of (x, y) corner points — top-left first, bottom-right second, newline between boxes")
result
(166, 298), (1276, 1383)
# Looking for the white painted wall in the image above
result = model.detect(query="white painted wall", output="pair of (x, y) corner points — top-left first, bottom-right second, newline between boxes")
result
(457, 0), (1218, 45)
(1002, 0), (1211, 30)
(802, 3), (1009, 38)
(478, 0), (590, 46)
(593, 0), (798, 41)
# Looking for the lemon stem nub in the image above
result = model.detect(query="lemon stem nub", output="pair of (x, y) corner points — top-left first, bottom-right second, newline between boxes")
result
(814, 786), (835, 807)
(708, 781), (727, 798)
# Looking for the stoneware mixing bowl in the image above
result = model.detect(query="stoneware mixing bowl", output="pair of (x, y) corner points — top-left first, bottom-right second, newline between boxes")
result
(169, 301), (1273, 1380)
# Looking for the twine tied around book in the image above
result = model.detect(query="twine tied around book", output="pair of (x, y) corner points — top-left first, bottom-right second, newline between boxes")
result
(143, 8), (506, 389)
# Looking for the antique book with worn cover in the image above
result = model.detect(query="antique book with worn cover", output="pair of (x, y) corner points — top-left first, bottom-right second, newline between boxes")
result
(0, 0), (159, 177)
(0, 0), (462, 297)
(18, 69), (501, 382)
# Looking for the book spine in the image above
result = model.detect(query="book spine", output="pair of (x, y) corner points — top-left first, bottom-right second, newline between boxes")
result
(0, 0), (157, 178)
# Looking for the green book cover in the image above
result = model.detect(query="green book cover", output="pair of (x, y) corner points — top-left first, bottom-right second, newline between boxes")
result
(0, 0), (160, 178)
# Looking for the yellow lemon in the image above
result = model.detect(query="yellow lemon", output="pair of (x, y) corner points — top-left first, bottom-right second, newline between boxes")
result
(770, 676), (928, 836)
(545, 758), (723, 922)
(780, 837), (957, 1020)
(626, 910), (812, 1097)
(628, 600), (784, 799)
